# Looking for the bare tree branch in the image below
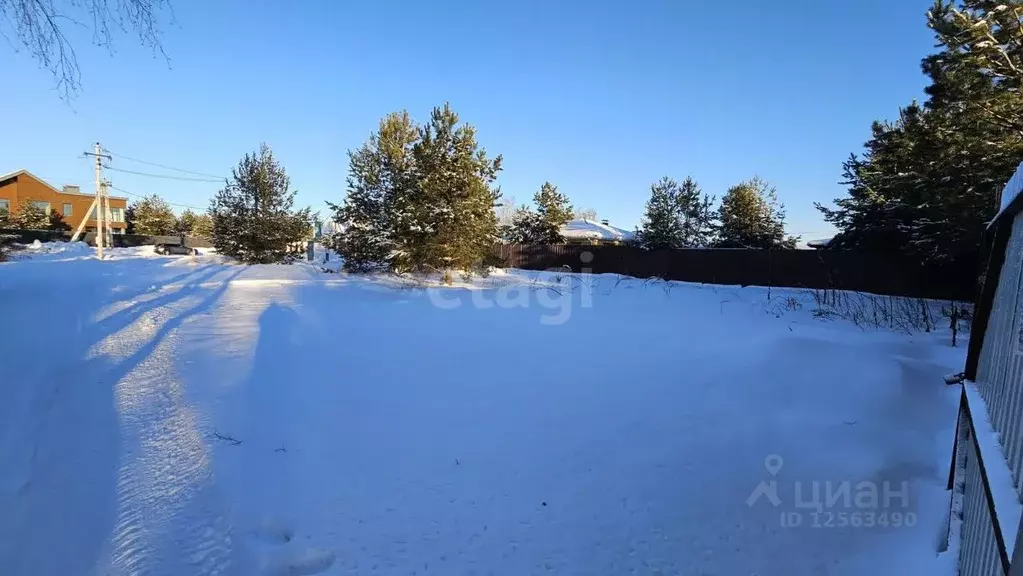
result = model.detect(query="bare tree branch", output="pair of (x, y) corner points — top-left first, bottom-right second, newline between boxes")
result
(0, 0), (172, 99)
(212, 431), (242, 446)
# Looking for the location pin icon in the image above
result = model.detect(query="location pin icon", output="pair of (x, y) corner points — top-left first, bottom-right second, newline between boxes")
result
(764, 455), (784, 476)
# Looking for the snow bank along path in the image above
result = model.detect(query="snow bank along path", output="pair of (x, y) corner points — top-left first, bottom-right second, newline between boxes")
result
(0, 249), (965, 575)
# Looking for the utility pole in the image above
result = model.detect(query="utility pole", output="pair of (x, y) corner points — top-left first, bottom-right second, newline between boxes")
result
(94, 142), (104, 259)
(73, 142), (112, 258)
(101, 180), (114, 250)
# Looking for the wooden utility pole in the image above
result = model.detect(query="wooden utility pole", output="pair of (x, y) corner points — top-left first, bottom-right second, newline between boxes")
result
(94, 142), (104, 258)
(101, 180), (114, 249)
(72, 142), (112, 258)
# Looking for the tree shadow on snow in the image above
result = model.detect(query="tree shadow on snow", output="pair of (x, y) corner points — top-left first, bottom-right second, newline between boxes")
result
(0, 262), (242, 575)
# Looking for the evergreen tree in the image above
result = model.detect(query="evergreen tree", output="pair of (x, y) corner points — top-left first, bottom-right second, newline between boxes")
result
(11, 200), (49, 229)
(175, 209), (198, 235)
(819, 1), (1023, 261)
(637, 177), (716, 249)
(403, 104), (502, 273)
(717, 177), (797, 249)
(508, 206), (541, 244)
(677, 177), (716, 247)
(48, 209), (71, 232)
(209, 143), (312, 264)
(130, 194), (177, 235)
(638, 177), (682, 249)
(927, 0), (1023, 136)
(190, 213), (213, 239)
(534, 182), (574, 242)
(124, 205), (136, 234)
(0, 199), (13, 259)
(511, 182), (574, 244)
(329, 104), (502, 274)
(328, 111), (418, 271)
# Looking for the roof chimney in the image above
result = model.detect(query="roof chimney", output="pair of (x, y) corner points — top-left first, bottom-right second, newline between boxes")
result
(62, 185), (81, 195)
(601, 219), (609, 226)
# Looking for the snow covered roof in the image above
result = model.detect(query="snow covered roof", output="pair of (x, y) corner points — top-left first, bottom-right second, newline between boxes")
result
(560, 219), (635, 242)
(806, 237), (832, 249)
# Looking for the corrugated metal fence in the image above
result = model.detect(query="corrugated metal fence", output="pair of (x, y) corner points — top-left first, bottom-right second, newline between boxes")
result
(976, 212), (1023, 496)
(956, 167), (1023, 575)
(958, 390), (1013, 576)
(493, 244), (980, 301)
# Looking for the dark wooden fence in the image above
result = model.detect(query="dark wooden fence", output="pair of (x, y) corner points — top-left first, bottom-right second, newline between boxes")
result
(0, 228), (213, 248)
(492, 244), (981, 301)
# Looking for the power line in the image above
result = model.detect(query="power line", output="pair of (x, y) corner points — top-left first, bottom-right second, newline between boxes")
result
(103, 165), (223, 183)
(108, 184), (207, 211)
(103, 148), (228, 180)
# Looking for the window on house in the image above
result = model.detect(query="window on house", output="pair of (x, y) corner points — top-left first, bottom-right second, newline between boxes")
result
(0, 198), (9, 215)
(63, 203), (73, 217)
(110, 208), (125, 223)
(31, 201), (50, 214)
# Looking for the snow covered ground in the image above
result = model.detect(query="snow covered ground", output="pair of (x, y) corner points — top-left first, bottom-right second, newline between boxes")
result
(0, 243), (965, 575)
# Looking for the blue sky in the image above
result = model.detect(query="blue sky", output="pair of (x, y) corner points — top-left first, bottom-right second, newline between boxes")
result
(0, 0), (938, 240)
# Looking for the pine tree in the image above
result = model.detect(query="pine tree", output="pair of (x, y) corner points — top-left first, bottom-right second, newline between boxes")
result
(717, 177), (797, 249)
(404, 104), (502, 273)
(48, 210), (71, 232)
(209, 143), (312, 264)
(190, 213), (213, 239)
(511, 182), (574, 244)
(819, 0), (1023, 261)
(124, 205), (136, 234)
(130, 194), (177, 235)
(638, 177), (683, 249)
(508, 206), (538, 243)
(329, 104), (502, 274)
(534, 182), (574, 242)
(175, 209), (198, 235)
(11, 199), (49, 230)
(328, 111), (418, 271)
(927, 0), (1023, 136)
(676, 177), (716, 247)
(638, 177), (716, 249)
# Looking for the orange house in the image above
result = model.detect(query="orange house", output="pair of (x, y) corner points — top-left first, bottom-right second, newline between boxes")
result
(0, 169), (127, 233)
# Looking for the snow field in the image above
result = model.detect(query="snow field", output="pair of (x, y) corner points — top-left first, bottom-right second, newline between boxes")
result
(0, 245), (966, 574)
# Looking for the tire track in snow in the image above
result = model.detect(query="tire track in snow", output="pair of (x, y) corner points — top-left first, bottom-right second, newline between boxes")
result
(93, 282), (241, 576)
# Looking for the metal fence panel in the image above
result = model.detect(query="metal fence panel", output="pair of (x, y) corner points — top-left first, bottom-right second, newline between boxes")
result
(976, 212), (1023, 501)
(491, 244), (980, 301)
(961, 425), (1010, 576)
